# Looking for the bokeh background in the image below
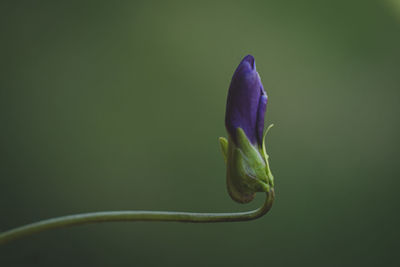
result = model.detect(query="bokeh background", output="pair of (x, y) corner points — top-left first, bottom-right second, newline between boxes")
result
(1, 1), (400, 266)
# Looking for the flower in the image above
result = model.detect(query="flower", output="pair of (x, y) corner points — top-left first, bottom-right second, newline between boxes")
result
(219, 55), (274, 203)
(225, 55), (267, 147)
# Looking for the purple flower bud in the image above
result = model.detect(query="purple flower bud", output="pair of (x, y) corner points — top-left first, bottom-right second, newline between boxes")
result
(225, 55), (267, 146)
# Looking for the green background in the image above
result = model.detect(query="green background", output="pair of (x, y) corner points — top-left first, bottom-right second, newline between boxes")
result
(1, 1), (400, 266)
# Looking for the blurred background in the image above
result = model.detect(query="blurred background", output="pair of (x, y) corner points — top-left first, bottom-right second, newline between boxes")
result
(1, 0), (399, 266)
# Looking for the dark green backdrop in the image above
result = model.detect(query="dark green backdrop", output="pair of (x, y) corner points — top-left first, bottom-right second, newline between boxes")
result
(1, 1), (399, 266)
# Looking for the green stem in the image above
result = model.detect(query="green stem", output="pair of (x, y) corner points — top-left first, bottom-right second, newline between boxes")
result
(0, 189), (274, 245)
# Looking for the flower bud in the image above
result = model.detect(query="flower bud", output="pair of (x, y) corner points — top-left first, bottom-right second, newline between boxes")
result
(219, 55), (274, 203)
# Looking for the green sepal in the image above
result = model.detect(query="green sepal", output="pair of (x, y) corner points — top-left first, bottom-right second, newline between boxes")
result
(261, 124), (274, 187)
(218, 137), (228, 164)
(262, 124), (274, 159)
(223, 128), (274, 203)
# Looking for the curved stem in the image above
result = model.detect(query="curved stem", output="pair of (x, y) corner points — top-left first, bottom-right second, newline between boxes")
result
(0, 189), (274, 245)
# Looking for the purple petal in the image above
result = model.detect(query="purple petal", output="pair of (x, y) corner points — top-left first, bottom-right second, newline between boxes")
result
(225, 55), (267, 145)
(257, 93), (267, 144)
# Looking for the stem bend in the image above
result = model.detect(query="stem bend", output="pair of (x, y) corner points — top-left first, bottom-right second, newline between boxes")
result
(0, 189), (274, 245)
